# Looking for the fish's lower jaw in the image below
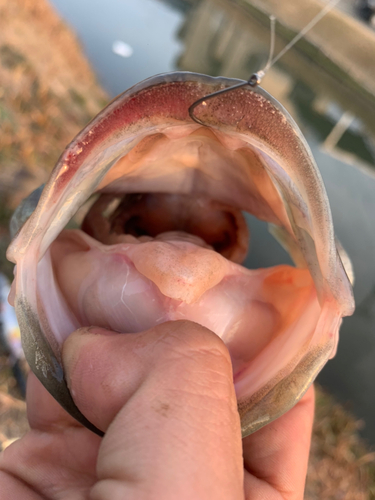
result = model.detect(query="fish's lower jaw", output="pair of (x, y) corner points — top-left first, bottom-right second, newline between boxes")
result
(46, 225), (321, 409)
(238, 328), (336, 437)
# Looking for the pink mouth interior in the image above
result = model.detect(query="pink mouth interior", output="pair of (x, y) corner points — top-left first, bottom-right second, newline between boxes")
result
(36, 126), (321, 400)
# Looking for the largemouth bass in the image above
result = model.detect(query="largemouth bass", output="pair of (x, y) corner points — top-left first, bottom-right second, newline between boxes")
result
(7, 72), (354, 437)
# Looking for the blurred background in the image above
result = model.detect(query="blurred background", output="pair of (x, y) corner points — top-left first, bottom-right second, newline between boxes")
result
(0, 0), (375, 497)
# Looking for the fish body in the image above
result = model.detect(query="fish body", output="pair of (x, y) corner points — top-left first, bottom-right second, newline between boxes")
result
(7, 72), (354, 436)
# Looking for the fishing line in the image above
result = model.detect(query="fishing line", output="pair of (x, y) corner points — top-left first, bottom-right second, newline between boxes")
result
(265, 0), (341, 71)
(189, 0), (341, 124)
(257, 14), (276, 80)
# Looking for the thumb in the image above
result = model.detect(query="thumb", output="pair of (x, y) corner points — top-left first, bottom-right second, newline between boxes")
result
(62, 321), (244, 500)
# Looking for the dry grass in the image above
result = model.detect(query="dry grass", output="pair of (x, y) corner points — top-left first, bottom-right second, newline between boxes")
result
(0, 0), (108, 210)
(306, 386), (375, 499)
(0, 387), (28, 450)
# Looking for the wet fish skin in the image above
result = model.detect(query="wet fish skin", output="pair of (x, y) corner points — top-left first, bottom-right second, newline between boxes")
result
(10, 184), (44, 239)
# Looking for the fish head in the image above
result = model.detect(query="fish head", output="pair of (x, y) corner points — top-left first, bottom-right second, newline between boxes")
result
(7, 72), (354, 437)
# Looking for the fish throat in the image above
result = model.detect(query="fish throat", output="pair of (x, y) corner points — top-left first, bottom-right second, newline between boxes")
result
(82, 191), (249, 261)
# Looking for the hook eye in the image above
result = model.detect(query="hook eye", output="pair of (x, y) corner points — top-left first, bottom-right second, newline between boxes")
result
(248, 72), (263, 86)
(188, 74), (260, 126)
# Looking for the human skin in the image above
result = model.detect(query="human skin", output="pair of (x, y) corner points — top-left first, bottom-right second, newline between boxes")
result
(0, 321), (314, 500)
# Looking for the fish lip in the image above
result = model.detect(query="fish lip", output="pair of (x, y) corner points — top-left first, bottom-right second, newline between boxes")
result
(7, 71), (355, 435)
(14, 294), (104, 436)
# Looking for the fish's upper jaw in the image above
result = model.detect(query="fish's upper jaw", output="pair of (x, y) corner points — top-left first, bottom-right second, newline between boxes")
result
(9, 74), (353, 316)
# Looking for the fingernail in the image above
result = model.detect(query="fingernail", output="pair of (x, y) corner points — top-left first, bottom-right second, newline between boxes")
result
(62, 332), (89, 390)
(62, 327), (118, 389)
(87, 326), (118, 336)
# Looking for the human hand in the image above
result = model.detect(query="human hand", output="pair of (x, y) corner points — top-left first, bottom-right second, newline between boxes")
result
(0, 321), (314, 499)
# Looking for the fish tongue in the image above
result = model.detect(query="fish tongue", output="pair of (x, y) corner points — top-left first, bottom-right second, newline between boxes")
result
(51, 229), (230, 333)
(126, 239), (228, 304)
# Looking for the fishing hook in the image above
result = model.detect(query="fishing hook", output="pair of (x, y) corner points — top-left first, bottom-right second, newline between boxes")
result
(188, 13), (274, 125)
(188, 0), (341, 126)
(188, 72), (262, 126)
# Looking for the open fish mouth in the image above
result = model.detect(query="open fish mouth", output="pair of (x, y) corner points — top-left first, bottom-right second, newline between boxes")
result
(7, 72), (354, 437)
